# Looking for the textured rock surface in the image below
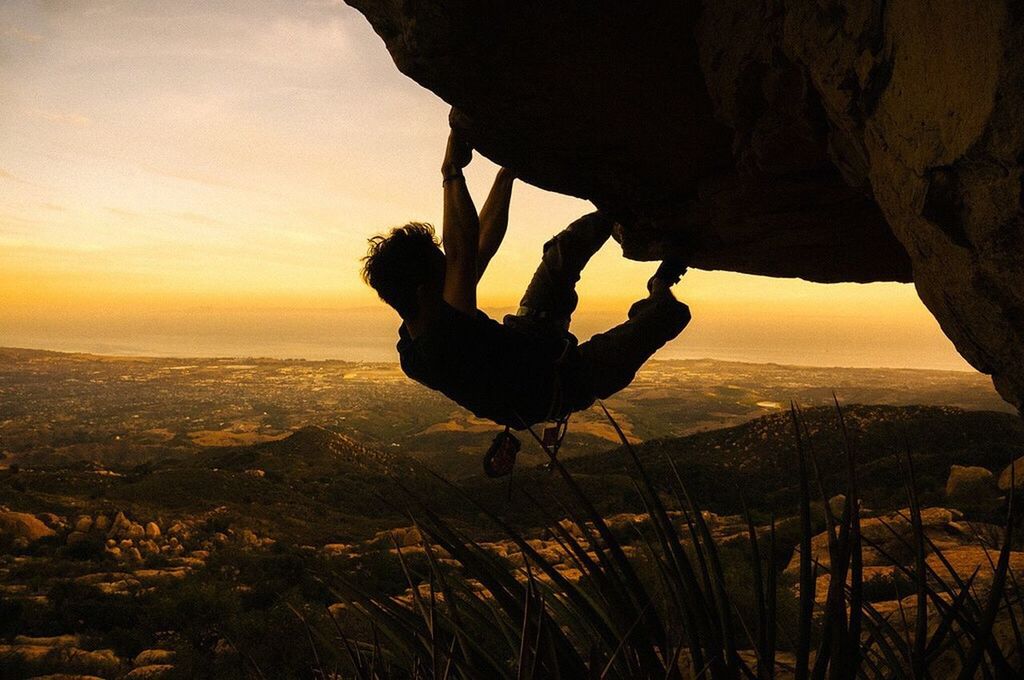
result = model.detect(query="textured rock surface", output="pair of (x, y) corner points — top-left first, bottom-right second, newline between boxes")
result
(0, 511), (56, 544)
(346, 0), (1024, 409)
(945, 464), (998, 502)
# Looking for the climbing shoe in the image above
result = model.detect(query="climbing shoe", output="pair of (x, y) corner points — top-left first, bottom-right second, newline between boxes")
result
(483, 428), (521, 478)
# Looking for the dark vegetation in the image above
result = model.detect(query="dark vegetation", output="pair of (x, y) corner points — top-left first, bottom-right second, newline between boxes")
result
(322, 403), (1024, 679)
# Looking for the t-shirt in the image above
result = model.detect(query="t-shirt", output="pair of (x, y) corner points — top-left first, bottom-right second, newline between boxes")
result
(397, 303), (593, 428)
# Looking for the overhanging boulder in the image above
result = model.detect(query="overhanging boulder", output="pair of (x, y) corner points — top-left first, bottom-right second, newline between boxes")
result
(346, 0), (1024, 410)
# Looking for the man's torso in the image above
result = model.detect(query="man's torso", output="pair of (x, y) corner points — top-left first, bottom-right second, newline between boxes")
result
(397, 303), (593, 428)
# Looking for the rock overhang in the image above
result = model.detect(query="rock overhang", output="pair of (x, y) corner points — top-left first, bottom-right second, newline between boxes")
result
(346, 0), (1024, 410)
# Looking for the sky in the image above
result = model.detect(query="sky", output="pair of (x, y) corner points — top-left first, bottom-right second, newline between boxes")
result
(0, 0), (975, 370)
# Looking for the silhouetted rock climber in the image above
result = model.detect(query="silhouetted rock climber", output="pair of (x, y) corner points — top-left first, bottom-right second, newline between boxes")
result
(362, 127), (690, 465)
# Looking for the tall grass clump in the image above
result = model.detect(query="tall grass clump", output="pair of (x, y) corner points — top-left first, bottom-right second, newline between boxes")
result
(321, 400), (1023, 679)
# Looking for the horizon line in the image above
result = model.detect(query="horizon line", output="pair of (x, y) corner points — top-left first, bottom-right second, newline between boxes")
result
(1, 345), (984, 376)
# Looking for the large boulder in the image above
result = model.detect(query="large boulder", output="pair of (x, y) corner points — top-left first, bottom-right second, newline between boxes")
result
(999, 456), (1024, 491)
(346, 0), (1024, 411)
(0, 511), (57, 546)
(946, 465), (997, 496)
(945, 465), (1000, 511)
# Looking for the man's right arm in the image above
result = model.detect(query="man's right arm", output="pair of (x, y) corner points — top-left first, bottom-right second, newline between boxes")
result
(477, 168), (515, 281)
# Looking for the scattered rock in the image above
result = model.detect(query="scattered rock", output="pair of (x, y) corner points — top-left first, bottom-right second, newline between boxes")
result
(122, 664), (174, 679)
(786, 507), (972, 574)
(94, 579), (140, 595)
(74, 572), (133, 585)
(73, 516), (93, 533)
(400, 527), (422, 548)
(37, 513), (64, 529)
(133, 649), (175, 666)
(998, 457), (1024, 491)
(66, 531), (88, 546)
(828, 495), (847, 518)
(109, 511), (131, 536)
(557, 519), (584, 541)
(926, 546), (1024, 587)
(0, 644), (120, 676)
(323, 544), (349, 556)
(134, 568), (188, 582)
(65, 648), (120, 676)
(144, 521), (161, 539)
(12, 634), (80, 648)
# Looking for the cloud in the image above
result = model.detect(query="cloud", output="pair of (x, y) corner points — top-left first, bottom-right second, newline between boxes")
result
(167, 211), (224, 226)
(2, 25), (44, 44)
(106, 206), (141, 219)
(36, 110), (92, 127)
(0, 168), (33, 185)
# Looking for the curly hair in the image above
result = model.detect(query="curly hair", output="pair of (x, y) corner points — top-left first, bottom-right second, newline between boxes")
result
(361, 222), (445, 319)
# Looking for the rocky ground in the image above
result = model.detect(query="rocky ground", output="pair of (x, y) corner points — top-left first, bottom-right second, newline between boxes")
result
(1, 506), (272, 679)
(3, 495), (1022, 677)
(3, 422), (1023, 677)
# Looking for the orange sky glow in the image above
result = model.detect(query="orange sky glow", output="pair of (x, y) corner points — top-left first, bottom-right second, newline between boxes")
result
(0, 1), (973, 370)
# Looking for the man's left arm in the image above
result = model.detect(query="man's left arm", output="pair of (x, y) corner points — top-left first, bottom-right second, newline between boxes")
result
(440, 130), (480, 315)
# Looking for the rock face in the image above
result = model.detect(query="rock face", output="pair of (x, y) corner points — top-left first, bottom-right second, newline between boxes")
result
(346, 0), (1024, 410)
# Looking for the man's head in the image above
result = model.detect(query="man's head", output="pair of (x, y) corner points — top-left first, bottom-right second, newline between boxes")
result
(361, 222), (445, 320)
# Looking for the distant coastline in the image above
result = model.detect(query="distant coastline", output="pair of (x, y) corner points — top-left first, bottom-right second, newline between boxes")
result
(1, 344), (979, 375)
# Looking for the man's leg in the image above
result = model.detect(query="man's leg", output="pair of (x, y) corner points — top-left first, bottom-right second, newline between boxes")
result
(578, 278), (691, 399)
(508, 212), (614, 333)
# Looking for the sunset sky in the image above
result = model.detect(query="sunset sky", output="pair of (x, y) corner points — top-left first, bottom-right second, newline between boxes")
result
(0, 0), (973, 370)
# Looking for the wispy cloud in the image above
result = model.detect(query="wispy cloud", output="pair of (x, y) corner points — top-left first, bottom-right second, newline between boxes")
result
(3, 25), (44, 44)
(167, 211), (223, 226)
(137, 162), (239, 192)
(0, 212), (44, 231)
(0, 168), (35, 186)
(36, 110), (92, 127)
(106, 206), (141, 219)
(1, 168), (22, 182)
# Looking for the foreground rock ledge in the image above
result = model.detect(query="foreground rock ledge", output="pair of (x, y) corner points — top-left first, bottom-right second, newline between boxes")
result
(346, 0), (1024, 410)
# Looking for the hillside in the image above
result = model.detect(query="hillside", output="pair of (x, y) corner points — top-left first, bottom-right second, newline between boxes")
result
(1, 427), (426, 544)
(565, 404), (1024, 514)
